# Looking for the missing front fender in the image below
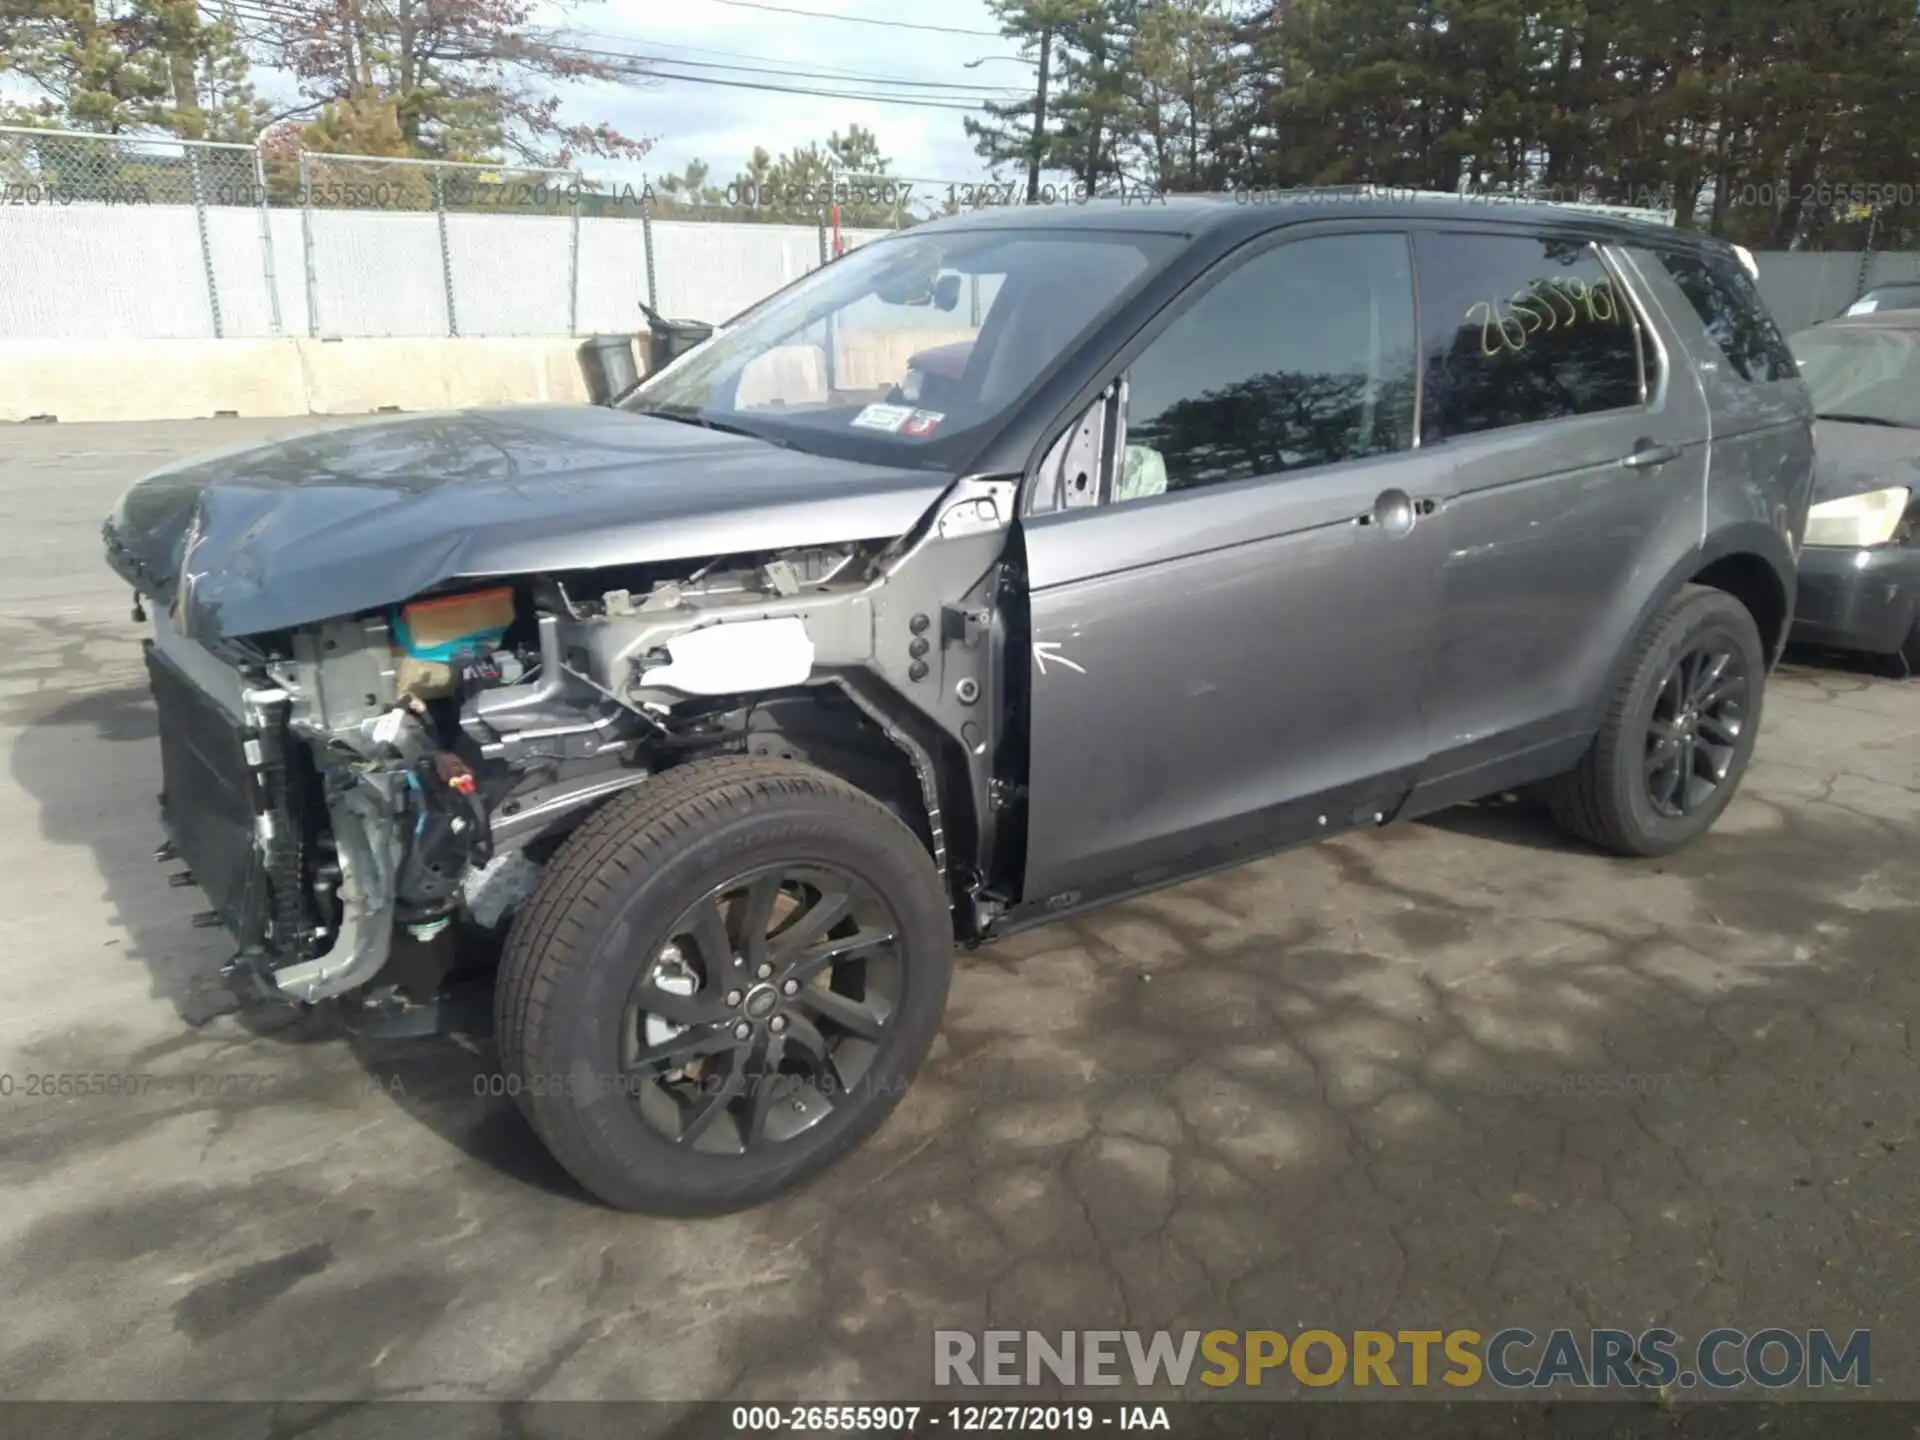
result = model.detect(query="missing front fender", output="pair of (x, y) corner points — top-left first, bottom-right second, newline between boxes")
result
(269, 775), (404, 1003)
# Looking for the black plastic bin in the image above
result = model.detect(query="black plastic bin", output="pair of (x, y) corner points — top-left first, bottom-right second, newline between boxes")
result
(578, 334), (639, 405)
(641, 303), (714, 367)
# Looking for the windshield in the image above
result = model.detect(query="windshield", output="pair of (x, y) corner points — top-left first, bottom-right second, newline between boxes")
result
(1847, 285), (1920, 315)
(1791, 326), (1920, 427)
(622, 227), (1179, 468)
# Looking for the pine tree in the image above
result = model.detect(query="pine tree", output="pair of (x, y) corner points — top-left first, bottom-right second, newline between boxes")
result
(236, 0), (651, 165)
(964, 0), (1095, 195)
(1120, 0), (1241, 192)
(1, 0), (269, 139)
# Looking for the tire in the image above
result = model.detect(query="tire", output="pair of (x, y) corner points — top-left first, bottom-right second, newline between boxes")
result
(495, 755), (953, 1214)
(1543, 585), (1767, 857)
(1901, 617), (1920, 677)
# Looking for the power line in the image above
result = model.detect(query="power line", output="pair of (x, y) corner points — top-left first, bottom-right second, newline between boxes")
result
(212, 0), (1026, 103)
(582, 31), (1020, 86)
(208, 2), (1013, 111)
(567, 66), (1001, 111)
(547, 48), (1025, 95)
(689, 0), (1004, 38)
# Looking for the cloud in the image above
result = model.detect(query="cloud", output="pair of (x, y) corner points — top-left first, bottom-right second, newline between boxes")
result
(541, 0), (1033, 185)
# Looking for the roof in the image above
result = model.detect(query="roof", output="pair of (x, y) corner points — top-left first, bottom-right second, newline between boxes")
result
(914, 187), (1699, 249)
(1809, 310), (1920, 332)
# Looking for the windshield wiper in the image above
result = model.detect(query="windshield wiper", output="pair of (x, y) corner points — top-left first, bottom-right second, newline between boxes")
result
(1815, 412), (1917, 429)
(632, 404), (788, 446)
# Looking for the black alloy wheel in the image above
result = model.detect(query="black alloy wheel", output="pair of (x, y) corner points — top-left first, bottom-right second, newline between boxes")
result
(1644, 642), (1750, 819)
(495, 755), (953, 1214)
(1542, 585), (1767, 856)
(621, 863), (904, 1153)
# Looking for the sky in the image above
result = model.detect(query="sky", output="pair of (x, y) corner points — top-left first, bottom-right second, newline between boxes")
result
(533, 0), (1037, 189)
(3, 0), (1035, 192)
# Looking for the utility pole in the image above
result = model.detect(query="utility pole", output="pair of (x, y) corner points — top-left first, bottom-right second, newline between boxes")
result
(1027, 23), (1052, 203)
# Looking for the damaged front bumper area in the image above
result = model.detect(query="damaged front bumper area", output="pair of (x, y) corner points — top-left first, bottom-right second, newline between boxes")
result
(136, 473), (1019, 1009)
(144, 608), (409, 1004)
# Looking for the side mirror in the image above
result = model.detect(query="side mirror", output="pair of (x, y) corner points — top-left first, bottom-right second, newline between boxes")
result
(874, 261), (938, 305)
(875, 266), (963, 308)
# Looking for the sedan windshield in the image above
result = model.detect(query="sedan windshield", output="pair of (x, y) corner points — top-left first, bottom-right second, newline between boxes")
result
(1791, 325), (1920, 428)
(622, 227), (1178, 468)
(1845, 284), (1920, 316)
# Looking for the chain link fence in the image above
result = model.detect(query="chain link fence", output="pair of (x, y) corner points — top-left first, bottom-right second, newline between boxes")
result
(0, 126), (269, 338)
(1749, 249), (1920, 333)
(0, 127), (926, 341)
(293, 152), (584, 338)
(14, 126), (1914, 343)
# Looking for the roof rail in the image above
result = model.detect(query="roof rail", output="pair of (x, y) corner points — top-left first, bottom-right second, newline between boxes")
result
(1448, 188), (1678, 225)
(1202, 183), (1679, 226)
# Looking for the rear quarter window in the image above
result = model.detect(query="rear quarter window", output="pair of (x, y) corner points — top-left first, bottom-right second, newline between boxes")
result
(1413, 231), (1644, 442)
(1653, 248), (1799, 383)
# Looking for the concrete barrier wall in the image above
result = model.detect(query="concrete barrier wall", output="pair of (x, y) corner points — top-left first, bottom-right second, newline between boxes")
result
(0, 327), (975, 423)
(0, 335), (636, 424)
(9, 186), (1917, 345)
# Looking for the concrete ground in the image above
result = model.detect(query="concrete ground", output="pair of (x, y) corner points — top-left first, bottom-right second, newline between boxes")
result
(0, 419), (1914, 1404)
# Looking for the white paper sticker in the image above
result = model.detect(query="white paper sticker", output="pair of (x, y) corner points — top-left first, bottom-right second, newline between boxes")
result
(638, 617), (815, 696)
(851, 403), (915, 432)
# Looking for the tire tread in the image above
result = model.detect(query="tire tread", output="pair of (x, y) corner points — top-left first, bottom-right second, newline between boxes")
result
(1543, 584), (1761, 855)
(493, 755), (945, 1212)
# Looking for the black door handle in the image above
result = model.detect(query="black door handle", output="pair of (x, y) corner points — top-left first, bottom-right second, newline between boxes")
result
(1622, 440), (1682, 470)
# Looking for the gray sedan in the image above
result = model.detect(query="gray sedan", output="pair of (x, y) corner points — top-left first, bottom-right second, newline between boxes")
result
(1790, 314), (1920, 670)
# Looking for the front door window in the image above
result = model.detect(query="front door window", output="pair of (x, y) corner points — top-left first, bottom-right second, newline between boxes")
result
(1117, 232), (1420, 499)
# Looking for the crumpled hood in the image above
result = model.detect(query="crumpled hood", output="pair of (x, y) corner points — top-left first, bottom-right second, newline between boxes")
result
(1812, 420), (1920, 505)
(103, 405), (952, 640)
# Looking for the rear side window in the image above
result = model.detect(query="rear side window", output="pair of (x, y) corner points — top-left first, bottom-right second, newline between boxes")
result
(1654, 248), (1799, 382)
(1415, 232), (1643, 442)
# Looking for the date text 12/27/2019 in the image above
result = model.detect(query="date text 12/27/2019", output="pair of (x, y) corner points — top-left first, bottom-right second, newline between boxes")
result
(945, 182), (1097, 208)
(729, 1405), (1172, 1432)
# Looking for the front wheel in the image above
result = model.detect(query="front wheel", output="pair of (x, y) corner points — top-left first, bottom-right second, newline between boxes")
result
(495, 756), (954, 1214)
(1542, 586), (1767, 857)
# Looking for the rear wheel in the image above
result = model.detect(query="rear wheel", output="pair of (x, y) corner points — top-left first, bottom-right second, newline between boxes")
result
(1543, 586), (1766, 856)
(495, 756), (953, 1214)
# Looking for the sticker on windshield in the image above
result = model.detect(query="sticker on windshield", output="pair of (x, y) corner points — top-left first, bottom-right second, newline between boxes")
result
(900, 410), (945, 438)
(851, 403), (915, 432)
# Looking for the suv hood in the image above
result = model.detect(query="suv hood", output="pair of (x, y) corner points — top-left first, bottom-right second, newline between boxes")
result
(104, 405), (953, 640)
(1812, 419), (1920, 504)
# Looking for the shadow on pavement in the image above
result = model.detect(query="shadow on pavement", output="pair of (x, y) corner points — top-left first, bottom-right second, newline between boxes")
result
(7, 669), (580, 1202)
(1414, 790), (1593, 854)
(688, 792), (1920, 1398)
(6, 640), (1916, 1401)
(1781, 643), (1910, 682)
(8, 671), (258, 1029)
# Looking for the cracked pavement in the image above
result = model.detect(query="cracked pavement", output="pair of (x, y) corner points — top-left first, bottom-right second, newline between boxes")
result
(0, 420), (1913, 1403)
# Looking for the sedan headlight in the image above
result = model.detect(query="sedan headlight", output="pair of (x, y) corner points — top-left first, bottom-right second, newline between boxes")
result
(1804, 485), (1911, 548)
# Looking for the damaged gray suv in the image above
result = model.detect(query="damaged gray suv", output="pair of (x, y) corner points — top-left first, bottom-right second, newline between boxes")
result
(104, 196), (1814, 1213)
